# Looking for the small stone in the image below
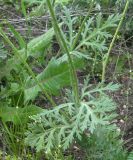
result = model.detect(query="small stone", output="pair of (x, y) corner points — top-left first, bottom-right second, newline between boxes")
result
(123, 105), (127, 109)
(120, 119), (124, 123)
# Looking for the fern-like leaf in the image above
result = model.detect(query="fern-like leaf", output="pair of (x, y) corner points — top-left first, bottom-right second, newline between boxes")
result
(25, 83), (119, 152)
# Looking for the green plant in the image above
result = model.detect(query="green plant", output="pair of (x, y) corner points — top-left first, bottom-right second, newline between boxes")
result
(101, 0), (129, 83)
(127, 152), (133, 160)
(25, 78), (120, 153)
(23, 0), (128, 158)
(0, 0), (130, 159)
(60, 5), (121, 81)
(80, 125), (127, 160)
(0, 1), (85, 158)
(25, 59), (120, 152)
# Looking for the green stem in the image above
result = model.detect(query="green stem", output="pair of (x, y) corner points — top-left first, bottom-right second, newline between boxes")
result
(46, 0), (80, 106)
(101, 0), (129, 83)
(0, 28), (56, 107)
(71, 0), (94, 50)
(2, 122), (17, 155)
(52, 0), (56, 6)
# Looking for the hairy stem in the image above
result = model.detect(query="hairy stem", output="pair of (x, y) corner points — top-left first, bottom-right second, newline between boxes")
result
(102, 0), (129, 83)
(0, 28), (56, 107)
(46, 0), (80, 106)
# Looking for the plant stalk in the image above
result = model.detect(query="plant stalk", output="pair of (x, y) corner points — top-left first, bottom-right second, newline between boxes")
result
(0, 28), (56, 107)
(46, 0), (80, 106)
(101, 0), (129, 83)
